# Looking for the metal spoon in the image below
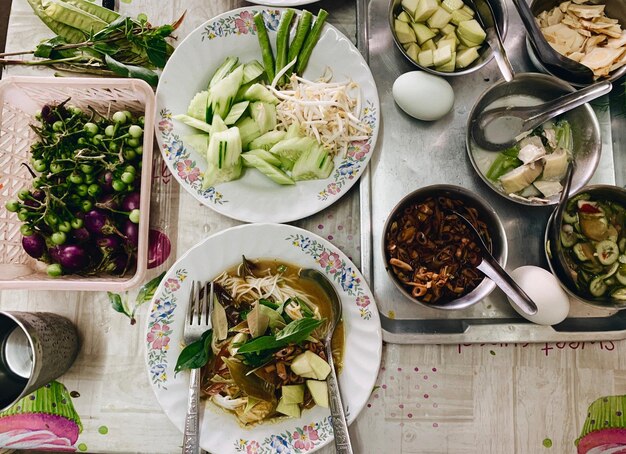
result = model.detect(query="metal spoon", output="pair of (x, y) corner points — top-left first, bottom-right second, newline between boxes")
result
(547, 162), (577, 288)
(449, 210), (538, 316)
(465, 0), (513, 82)
(471, 80), (612, 151)
(300, 268), (353, 454)
(510, 0), (595, 85)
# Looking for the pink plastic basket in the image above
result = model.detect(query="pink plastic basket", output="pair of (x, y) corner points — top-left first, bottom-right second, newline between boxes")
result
(0, 76), (155, 291)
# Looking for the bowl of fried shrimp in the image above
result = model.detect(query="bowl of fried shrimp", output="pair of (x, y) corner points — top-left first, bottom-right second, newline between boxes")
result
(382, 184), (508, 310)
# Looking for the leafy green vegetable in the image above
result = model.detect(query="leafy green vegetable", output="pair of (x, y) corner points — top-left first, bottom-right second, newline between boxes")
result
(175, 329), (213, 373)
(555, 120), (572, 150)
(137, 272), (167, 304)
(108, 272), (165, 325)
(275, 317), (323, 343)
(486, 146), (522, 181)
(237, 316), (324, 355)
(0, 13), (183, 86)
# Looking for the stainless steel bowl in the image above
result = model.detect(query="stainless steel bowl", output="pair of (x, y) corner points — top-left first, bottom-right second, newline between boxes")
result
(545, 184), (626, 309)
(382, 184), (508, 310)
(388, 0), (509, 76)
(527, 0), (626, 87)
(466, 73), (601, 206)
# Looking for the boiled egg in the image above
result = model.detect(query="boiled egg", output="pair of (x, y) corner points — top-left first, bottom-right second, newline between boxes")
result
(392, 71), (455, 121)
(507, 266), (570, 325)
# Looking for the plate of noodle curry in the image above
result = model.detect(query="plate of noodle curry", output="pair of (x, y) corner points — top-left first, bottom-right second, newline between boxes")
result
(145, 223), (381, 454)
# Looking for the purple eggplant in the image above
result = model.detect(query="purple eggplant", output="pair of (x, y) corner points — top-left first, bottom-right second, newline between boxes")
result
(97, 194), (120, 211)
(22, 234), (46, 259)
(96, 234), (122, 250)
(121, 192), (140, 211)
(122, 219), (139, 247)
(101, 171), (114, 193)
(72, 227), (91, 243)
(84, 209), (118, 235)
(148, 229), (171, 269)
(55, 244), (88, 271)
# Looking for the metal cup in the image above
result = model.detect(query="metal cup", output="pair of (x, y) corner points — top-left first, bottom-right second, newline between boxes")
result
(0, 311), (79, 412)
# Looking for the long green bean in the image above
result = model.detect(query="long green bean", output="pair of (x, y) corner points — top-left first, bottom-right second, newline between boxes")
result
(253, 13), (275, 83)
(274, 9), (295, 84)
(295, 9), (328, 76)
(286, 10), (312, 77)
(61, 0), (120, 24)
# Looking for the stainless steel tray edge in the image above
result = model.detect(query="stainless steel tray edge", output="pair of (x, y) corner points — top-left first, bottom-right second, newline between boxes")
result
(359, 0), (626, 344)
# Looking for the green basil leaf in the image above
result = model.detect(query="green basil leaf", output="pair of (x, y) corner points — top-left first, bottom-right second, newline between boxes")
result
(154, 24), (174, 38)
(275, 317), (324, 344)
(136, 271), (166, 305)
(174, 329), (213, 373)
(108, 291), (129, 316)
(104, 54), (159, 86)
(236, 335), (283, 354)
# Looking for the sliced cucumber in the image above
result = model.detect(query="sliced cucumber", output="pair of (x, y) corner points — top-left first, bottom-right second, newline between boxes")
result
(187, 90), (209, 121)
(291, 145), (334, 181)
(240, 83), (279, 104)
(563, 210), (578, 224)
(573, 242), (593, 262)
(243, 148), (282, 168)
(596, 240), (619, 265)
(204, 124), (243, 188)
(173, 114), (212, 134)
(560, 225), (577, 248)
(610, 287), (626, 301)
(241, 154), (295, 185)
(249, 130), (287, 151)
(270, 137), (316, 171)
(206, 65), (244, 123)
(223, 101), (249, 126)
(590, 276), (607, 297)
(208, 56), (239, 88)
(236, 117), (262, 149)
(184, 133), (210, 154)
(242, 60), (265, 85)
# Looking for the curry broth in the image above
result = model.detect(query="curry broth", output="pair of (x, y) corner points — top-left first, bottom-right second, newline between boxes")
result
(227, 258), (345, 371)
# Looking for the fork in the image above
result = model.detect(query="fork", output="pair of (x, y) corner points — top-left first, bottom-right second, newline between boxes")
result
(182, 281), (213, 454)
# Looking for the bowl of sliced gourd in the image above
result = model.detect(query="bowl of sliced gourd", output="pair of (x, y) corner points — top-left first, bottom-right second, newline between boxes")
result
(389, 0), (508, 75)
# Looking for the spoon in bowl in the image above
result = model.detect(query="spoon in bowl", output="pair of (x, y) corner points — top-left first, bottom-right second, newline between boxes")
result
(471, 79), (612, 151)
(547, 161), (578, 289)
(448, 210), (538, 316)
(300, 268), (353, 454)
(464, 0), (513, 82)
(510, 0), (595, 85)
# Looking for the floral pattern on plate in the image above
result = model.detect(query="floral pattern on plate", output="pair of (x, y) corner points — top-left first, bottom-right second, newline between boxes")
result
(287, 234), (373, 320)
(147, 269), (188, 389)
(201, 10), (280, 41)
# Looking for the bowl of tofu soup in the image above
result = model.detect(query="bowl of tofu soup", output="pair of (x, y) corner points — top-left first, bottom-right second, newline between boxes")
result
(466, 72), (601, 206)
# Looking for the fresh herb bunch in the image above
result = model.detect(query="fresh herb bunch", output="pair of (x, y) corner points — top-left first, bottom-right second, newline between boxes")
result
(5, 100), (145, 277)
(0, 5), (184, 86)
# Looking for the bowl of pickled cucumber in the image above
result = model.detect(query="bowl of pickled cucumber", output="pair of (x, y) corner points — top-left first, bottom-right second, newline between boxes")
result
(545, 185), (626, 308)
(389, 0), (508, 75)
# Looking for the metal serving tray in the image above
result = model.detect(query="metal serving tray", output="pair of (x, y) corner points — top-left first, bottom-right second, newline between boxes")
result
(359, 0), (626, 344)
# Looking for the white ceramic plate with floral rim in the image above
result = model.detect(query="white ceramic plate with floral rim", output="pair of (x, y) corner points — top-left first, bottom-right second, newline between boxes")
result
(155, 7), (379, 223)
(145, 223), (381, 454)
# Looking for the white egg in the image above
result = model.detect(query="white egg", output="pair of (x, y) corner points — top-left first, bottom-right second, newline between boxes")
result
(392, 71), (455, 121)
(507, 266), (570, 326)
